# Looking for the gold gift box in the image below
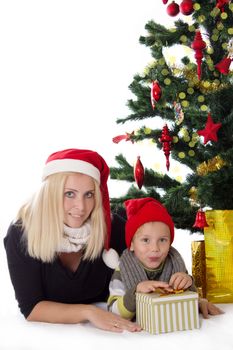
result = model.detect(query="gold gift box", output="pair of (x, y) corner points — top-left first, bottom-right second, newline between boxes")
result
(204, 210), (233, 303)
(191, 240), (206, 298)
(136, 291), (200, 334)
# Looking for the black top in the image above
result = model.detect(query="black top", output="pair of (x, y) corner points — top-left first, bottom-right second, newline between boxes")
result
(3, 213), (126, 318)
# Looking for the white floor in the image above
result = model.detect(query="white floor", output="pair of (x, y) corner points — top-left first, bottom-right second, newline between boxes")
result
(1, 230), (233, 350)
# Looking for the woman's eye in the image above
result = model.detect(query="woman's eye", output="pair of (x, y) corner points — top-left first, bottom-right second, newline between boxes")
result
(86, 191), (94, 198)
(64, 191), (74, 198)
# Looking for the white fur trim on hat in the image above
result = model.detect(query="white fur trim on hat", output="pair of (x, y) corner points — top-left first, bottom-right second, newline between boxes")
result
(102, 248), (119, 269)
(42, 159), (101, 182)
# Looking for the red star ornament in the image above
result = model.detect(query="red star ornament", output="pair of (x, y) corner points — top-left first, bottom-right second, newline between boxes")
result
(197, 113), (222, 144)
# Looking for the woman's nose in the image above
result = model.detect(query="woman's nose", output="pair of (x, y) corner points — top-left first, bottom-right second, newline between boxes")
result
(74, 198), (85, 211)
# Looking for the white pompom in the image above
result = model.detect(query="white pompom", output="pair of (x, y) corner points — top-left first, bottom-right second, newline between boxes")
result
(102, 248), (119, 269)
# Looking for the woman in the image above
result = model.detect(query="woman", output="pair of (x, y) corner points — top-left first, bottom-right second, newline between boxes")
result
(4, 148), (141, 333)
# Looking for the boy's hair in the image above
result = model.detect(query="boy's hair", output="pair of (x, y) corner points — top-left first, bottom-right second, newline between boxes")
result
(124, 197), (174, 248)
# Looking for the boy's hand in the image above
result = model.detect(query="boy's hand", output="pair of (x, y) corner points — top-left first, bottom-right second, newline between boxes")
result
(136, 280), (173, 294)
(169, 272), (193, 290)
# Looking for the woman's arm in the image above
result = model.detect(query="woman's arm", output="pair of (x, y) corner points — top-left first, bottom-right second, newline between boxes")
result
(27, 301), (141, 332)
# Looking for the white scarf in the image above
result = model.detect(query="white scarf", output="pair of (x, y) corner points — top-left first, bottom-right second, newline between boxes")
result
(57, 220), (91, 253)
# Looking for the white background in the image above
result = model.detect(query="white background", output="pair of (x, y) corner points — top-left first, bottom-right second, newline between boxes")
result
(0, 0), (179, 232)
(1, 1), (232, 349)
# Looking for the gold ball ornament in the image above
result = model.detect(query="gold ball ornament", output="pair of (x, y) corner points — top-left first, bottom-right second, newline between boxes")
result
(221, 12), (228, 20)
(181, 100), (189, 108)
(144, 127), (152, 135)
(197, 15), (206, 23)
(193, 3), (201, 11)
(161, 69), (169, 76)
(187, 87), (194, 94)
(178, 152), (185, 159)
(200, 105), (208, 111)
(164, 78), (171, 85)
(198, 95), (205, 103)
(210, 7), (220, 17)
(188, 25), (196, 32)
(179, 92), (186, 99)
(188, 150), (195, 157)
(180, 35), (188, 43)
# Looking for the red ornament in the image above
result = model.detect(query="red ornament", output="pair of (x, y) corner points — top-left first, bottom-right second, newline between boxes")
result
(134, 156), (144, 189)
(166, 1), (180, 16)
(112, 131), (134, 144)
(215, 56), (232, 75)
(162, 0), (168, 3)
(193, 209), (209, 229)
(197, 113), (222, 144)
(159, 124), (172, 171)
(151, 80), (162, 109)
(180, 0), (194, 15)
(191, 30), (206, 80)
(216, 0), (229, 12)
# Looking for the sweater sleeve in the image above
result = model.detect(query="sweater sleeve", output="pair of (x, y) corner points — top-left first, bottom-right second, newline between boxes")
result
(3, 224), (45, 318)
(107, 267), (136, 320)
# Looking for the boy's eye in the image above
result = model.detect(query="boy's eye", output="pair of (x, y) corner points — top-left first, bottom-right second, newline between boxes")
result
(142, 238), (149, 243)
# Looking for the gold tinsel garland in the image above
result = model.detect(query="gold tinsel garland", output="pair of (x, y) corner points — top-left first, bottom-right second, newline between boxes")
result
(197, 155), (227, 176)
(171, 66), (230, 94)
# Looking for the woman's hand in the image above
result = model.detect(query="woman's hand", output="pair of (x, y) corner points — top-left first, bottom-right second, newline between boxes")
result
(198, 298), (224, 319)
(136, 280), (173, 294)
(86, 305), (141, 333)
(169, 272), (192, 290)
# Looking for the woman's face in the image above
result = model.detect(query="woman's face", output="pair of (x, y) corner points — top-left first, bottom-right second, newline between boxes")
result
(63, 173), (95, 228)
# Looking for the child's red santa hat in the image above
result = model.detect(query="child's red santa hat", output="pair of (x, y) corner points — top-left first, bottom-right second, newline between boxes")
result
(124, 197), (174, 248)
(42, 148), (119, 269)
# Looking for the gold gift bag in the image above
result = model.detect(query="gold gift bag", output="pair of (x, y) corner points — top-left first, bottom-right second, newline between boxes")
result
(191, 240), (206, 298)
(204, 210), (233, 303)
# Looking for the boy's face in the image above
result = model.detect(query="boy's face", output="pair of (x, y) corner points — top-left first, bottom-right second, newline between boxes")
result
(130, 221), (171, 270)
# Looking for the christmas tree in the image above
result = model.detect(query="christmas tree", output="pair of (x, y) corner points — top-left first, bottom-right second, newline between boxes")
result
(110, 0), (233, 232)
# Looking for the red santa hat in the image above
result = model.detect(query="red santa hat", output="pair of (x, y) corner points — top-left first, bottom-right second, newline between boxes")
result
(43, 148), (119, 268)
(124, 197), (174, 248)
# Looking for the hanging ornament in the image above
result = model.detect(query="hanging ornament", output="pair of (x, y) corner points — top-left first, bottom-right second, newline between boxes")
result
(134, 156), (144, 189)
(216, 0), (229, 12)
(180, 0), (194, 15)
(215, 57), (232, 74)
(191, 30), (206, 80)
(159, 124), (172, 171)
(112, 131), (134, 144)
(151, 80), (162, 109)
(197, 113), (222, 144)
(193, 209), (209, 229)
(166, 1), (180, 16)
(162, 0), (168, 3)
(215, 38), (233, 75)
(173, 101), (184, 125)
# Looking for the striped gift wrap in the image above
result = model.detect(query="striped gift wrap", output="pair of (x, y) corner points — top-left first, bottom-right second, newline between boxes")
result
(136, 291), (200, 334)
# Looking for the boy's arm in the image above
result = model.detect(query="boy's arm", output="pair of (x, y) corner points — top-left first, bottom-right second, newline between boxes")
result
(107, 267), (136, 320)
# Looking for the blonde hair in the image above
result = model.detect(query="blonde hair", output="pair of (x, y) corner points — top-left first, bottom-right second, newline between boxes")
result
(16, 172), (106, 262)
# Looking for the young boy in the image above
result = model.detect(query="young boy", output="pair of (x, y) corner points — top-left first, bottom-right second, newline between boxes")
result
(108, 197), (223, 320)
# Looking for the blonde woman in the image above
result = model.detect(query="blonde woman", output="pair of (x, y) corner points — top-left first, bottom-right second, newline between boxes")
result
(4, 148), (141, 333)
